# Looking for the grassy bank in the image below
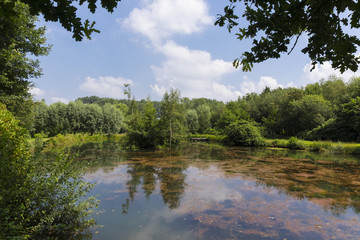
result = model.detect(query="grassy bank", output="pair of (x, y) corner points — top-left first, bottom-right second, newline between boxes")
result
(31, 133), (360, 156)
(189, 134), (226, 142)
(190, 134), (360, 155)
(264, 137), (360, 155)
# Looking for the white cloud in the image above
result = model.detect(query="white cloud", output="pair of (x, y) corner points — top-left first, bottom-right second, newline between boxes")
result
(83, 166), (130, 185)
(29, 87), (45, 97)
(150, 41), (240, 101)
(79, 76), (133, 98)
(150, 84), (166, 96)
(121, 0), (212, 44)
(240, 76), (291, 95)
(300, 60), (360, 86)
(50, 97), (69, 104)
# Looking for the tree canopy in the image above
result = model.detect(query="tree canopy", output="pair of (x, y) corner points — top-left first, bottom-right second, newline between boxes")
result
(216, 0), (360, 73)
(0, 0), (50, 98)
(18, 0), (122, 41)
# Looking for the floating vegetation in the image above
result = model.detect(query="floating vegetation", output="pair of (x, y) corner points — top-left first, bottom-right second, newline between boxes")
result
(50, 142), (360, 239)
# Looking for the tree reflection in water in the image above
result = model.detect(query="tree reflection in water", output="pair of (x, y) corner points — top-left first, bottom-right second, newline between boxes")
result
(71, 142), (360, 239)
(122, 152), (187, 214)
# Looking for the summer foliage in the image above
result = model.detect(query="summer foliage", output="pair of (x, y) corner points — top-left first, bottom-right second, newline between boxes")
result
(216, 0), (360, 72)
(0, 104), (97, 238)
(28, 76), (360, 147)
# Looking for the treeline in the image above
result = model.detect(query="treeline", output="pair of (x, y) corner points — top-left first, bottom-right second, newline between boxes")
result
(230, 76), (360, 142)
(32, 101), (124, 136)
(30, 76), (360, 146)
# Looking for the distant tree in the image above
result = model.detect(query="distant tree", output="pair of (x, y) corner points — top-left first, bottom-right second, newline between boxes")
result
(346, 77), (360, 100)
(83, 104), (102, 135)
(339, 97), (360, 138)
(127, 97), (158, 148)
(102, 103), (123, 134)
(304, 82), (322, 96)
(115, 103), (129, 115)
(216, 108), (238, 133)
(158, 89), (186, 148)
(287, 95), (332, 135)
(46, 102), (69, 136)
(66, 101), (85, 134)
(185, 109), (199, 134)
(32, 100), (48, 135)
(196, 105), (211, 133)
(216, 1), (360, 73)
(76, 96), (120, 106)
(320, 76), (347, 104)
(142, 97), (157, 133)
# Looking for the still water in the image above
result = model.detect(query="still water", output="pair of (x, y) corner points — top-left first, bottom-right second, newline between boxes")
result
(76, 142), (360, 240)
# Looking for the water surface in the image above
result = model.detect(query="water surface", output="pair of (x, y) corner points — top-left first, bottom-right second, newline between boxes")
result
(79, 143), (360, 239)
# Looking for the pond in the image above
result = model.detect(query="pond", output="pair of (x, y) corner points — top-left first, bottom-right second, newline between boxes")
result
(74, 142), (360, 239)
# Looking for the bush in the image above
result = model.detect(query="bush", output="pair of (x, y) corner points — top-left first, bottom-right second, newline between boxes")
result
(225, 120), (264, 146)
(306, 118), (357, 142)
(287, 137), (306, 150)
(0, 104), (97, 239)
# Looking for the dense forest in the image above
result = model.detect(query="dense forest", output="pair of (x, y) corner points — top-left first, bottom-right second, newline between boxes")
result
(29, 76), (360, 147)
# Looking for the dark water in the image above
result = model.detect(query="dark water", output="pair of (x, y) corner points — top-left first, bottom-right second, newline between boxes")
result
(76, 142), (360, 240)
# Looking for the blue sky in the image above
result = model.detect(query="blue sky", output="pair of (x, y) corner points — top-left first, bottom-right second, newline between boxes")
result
(30, 0), (360, 104)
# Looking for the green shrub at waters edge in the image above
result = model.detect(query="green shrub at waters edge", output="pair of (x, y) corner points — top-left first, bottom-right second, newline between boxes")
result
(0, 104), (98, 239)
(225, 120), (265, 146)
(287, 137), (306, 150)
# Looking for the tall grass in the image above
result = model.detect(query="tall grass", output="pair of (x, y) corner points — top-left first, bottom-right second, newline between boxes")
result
(264, 138), (360, 155)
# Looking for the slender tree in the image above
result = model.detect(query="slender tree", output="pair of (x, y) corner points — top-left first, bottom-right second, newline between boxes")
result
(158, 89), (186, 148)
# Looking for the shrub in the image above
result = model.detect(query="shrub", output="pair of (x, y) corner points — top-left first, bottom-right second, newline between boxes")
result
(0, 104), (97, 239)
(225, 120), (264, 146)
(287, 137), (306, 150)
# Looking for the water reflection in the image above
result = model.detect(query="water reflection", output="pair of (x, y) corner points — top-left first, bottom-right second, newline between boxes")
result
(121, 153), (187, 213)
(79, 142), (360, 239)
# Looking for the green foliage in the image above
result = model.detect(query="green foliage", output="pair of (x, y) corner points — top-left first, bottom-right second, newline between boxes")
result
(158, 89), (187, 148)
(339, 97), (360, 136)
(0, 0), (50, 98)
(287, 137), (306, 150)
(225, 120), (264, 146)
(102, 103), (123, 134)
(306, 97), (360, 142)
(196, 104), (211, 133)
(32, 101), (124, 136)
(286, 95), (332, 135)
(320, 76), (347, 104)
(29, 76), (360, 148)
(0, 1), (50, 131)
(216, 0), (360, 73)
(0, 95), (36, 131)
(190, 134), (226, 143)
(186, 109), (199, 134)
(346, 77), (360, 99)
(306, 118), (356, 142)
(17, 0), (121, 41)
(0, 103), (97, 239)
(126, 97), (158, 149)
(216, 108), (238, 132)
